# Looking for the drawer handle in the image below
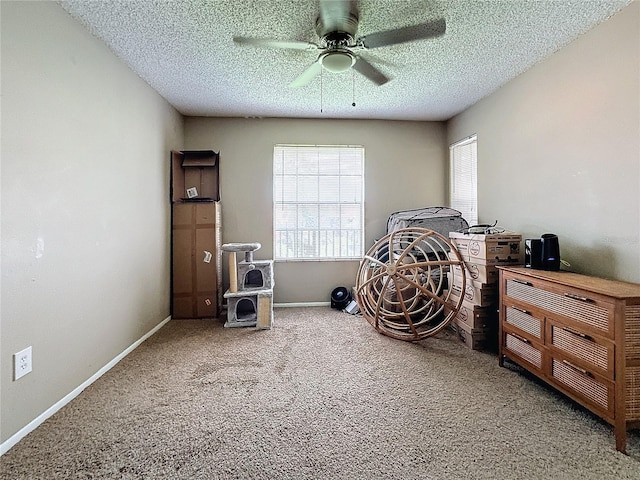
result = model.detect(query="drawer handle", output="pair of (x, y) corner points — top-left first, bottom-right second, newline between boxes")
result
(510, 332), (530, 344)
(512, 279), (532, 286)
(511, 306), (531, 316)
(564, 292), (595, 303)
(561, 327), (592, 342)
(562, 359), (592, 378)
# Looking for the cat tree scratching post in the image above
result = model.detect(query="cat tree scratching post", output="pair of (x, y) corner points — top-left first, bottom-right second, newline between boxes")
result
(221, 242), (274, 329)
(228, 251), (238, 293)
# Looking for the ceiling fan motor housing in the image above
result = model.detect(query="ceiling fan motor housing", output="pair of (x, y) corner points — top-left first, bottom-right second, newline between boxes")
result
(315, 10), (359, 38)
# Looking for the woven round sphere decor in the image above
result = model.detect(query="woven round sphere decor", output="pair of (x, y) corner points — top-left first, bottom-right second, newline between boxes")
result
(355, 228), (466, 341)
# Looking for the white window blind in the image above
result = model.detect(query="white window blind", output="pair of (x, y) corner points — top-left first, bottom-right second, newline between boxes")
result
(273, 144), (364, 260)
(449, 135), (478, 226)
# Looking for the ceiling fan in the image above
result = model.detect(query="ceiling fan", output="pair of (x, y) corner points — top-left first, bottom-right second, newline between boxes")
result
(233, 0), (446, 88)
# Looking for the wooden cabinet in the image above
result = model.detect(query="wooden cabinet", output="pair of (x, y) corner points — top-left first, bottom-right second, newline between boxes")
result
(498, 266), (640, 453)
(171, 202), (222, 319)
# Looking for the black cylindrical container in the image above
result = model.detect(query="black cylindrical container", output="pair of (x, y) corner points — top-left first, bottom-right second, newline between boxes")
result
(541, 233), (560, 271)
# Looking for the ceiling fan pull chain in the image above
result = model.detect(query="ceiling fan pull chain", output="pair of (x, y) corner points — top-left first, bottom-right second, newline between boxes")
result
(320, 68), (324, 113)
(352, 69), (356, 107)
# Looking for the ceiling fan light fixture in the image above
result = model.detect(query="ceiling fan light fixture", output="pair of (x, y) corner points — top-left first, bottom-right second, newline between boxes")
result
(320, 50), (355, 73)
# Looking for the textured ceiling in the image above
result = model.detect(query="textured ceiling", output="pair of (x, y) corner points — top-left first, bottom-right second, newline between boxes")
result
(58, 0), (632, 121)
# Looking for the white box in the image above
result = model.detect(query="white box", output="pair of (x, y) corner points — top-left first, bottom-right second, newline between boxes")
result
(447, 272), (497, 306)
(446, 290), (498, 330)
(449, 231), (523, 263)
(450, 258), (499, 284)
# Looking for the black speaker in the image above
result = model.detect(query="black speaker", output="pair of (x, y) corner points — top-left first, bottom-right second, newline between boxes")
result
(525, 238), (543, 269)
(541, 233), (560, 271)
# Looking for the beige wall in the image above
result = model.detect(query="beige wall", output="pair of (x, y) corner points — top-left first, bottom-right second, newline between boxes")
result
(185, 117), (447, 303)
(1, 1), (183, 444)
(447, 2), (640, 283)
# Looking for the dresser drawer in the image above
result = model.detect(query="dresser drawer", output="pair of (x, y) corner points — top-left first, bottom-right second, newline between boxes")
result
(504, 304), (543, 340)
(550, 356), (614, 418)
(548, 321), (614, 379)
(505, 277), (615, 338)
(503, 330), (544, 374)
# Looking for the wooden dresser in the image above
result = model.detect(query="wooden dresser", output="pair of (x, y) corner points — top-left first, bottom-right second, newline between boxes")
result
(498, 266), (640, 453)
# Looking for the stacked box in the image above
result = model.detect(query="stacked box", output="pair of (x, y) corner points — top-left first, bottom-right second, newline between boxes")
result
(449, 231), (523, 264)
(446, 275), (496, 307)
(451, 261), (498, 284)
(445, 287), (498, 350)
(171, 151), (222, 320)
(446, 231), (523, 350)
(445, 290), (497, 329)
(448, 318), (498, 351)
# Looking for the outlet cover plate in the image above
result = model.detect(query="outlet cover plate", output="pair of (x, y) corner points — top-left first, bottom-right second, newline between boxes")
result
(14, 346), (33, 381)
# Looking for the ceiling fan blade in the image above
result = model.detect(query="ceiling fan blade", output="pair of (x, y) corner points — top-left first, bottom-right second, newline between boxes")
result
(360, 18), (446, 49)
(353, 57), (390, 86)
(358, 52), (397, 68)
(289, 62), (322, 88)
(233, 37), (319, 51)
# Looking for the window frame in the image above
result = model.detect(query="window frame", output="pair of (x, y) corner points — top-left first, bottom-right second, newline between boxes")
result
(449, 135), (478, 226)
(273, 144), (365, 262)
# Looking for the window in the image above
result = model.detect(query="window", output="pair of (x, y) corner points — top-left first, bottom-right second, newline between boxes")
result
(273, 144), (364, 260)
(449, 135), (478, 226)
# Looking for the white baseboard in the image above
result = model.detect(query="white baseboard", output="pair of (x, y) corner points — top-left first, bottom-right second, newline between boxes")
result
(274, 302), (331, 308)
(0, 315), (172, 457)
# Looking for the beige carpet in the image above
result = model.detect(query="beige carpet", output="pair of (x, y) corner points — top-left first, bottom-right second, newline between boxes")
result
(1, 307), (639, 479)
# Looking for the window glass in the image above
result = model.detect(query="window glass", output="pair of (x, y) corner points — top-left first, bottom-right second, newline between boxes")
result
(449, 135), (478, 226)
(273, 145), (365, 260)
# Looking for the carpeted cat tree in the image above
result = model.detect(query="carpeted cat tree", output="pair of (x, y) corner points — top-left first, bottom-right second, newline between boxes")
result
(222, 242), (274, 329)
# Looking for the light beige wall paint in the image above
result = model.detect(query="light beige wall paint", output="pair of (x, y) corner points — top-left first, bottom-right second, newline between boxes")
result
(447, 2), (640, 283)
(1, 1), (183, 443)
(185, 118), (447, 303)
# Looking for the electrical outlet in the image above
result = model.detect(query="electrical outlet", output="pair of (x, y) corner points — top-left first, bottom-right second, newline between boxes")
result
(13, 346), (33, 381)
